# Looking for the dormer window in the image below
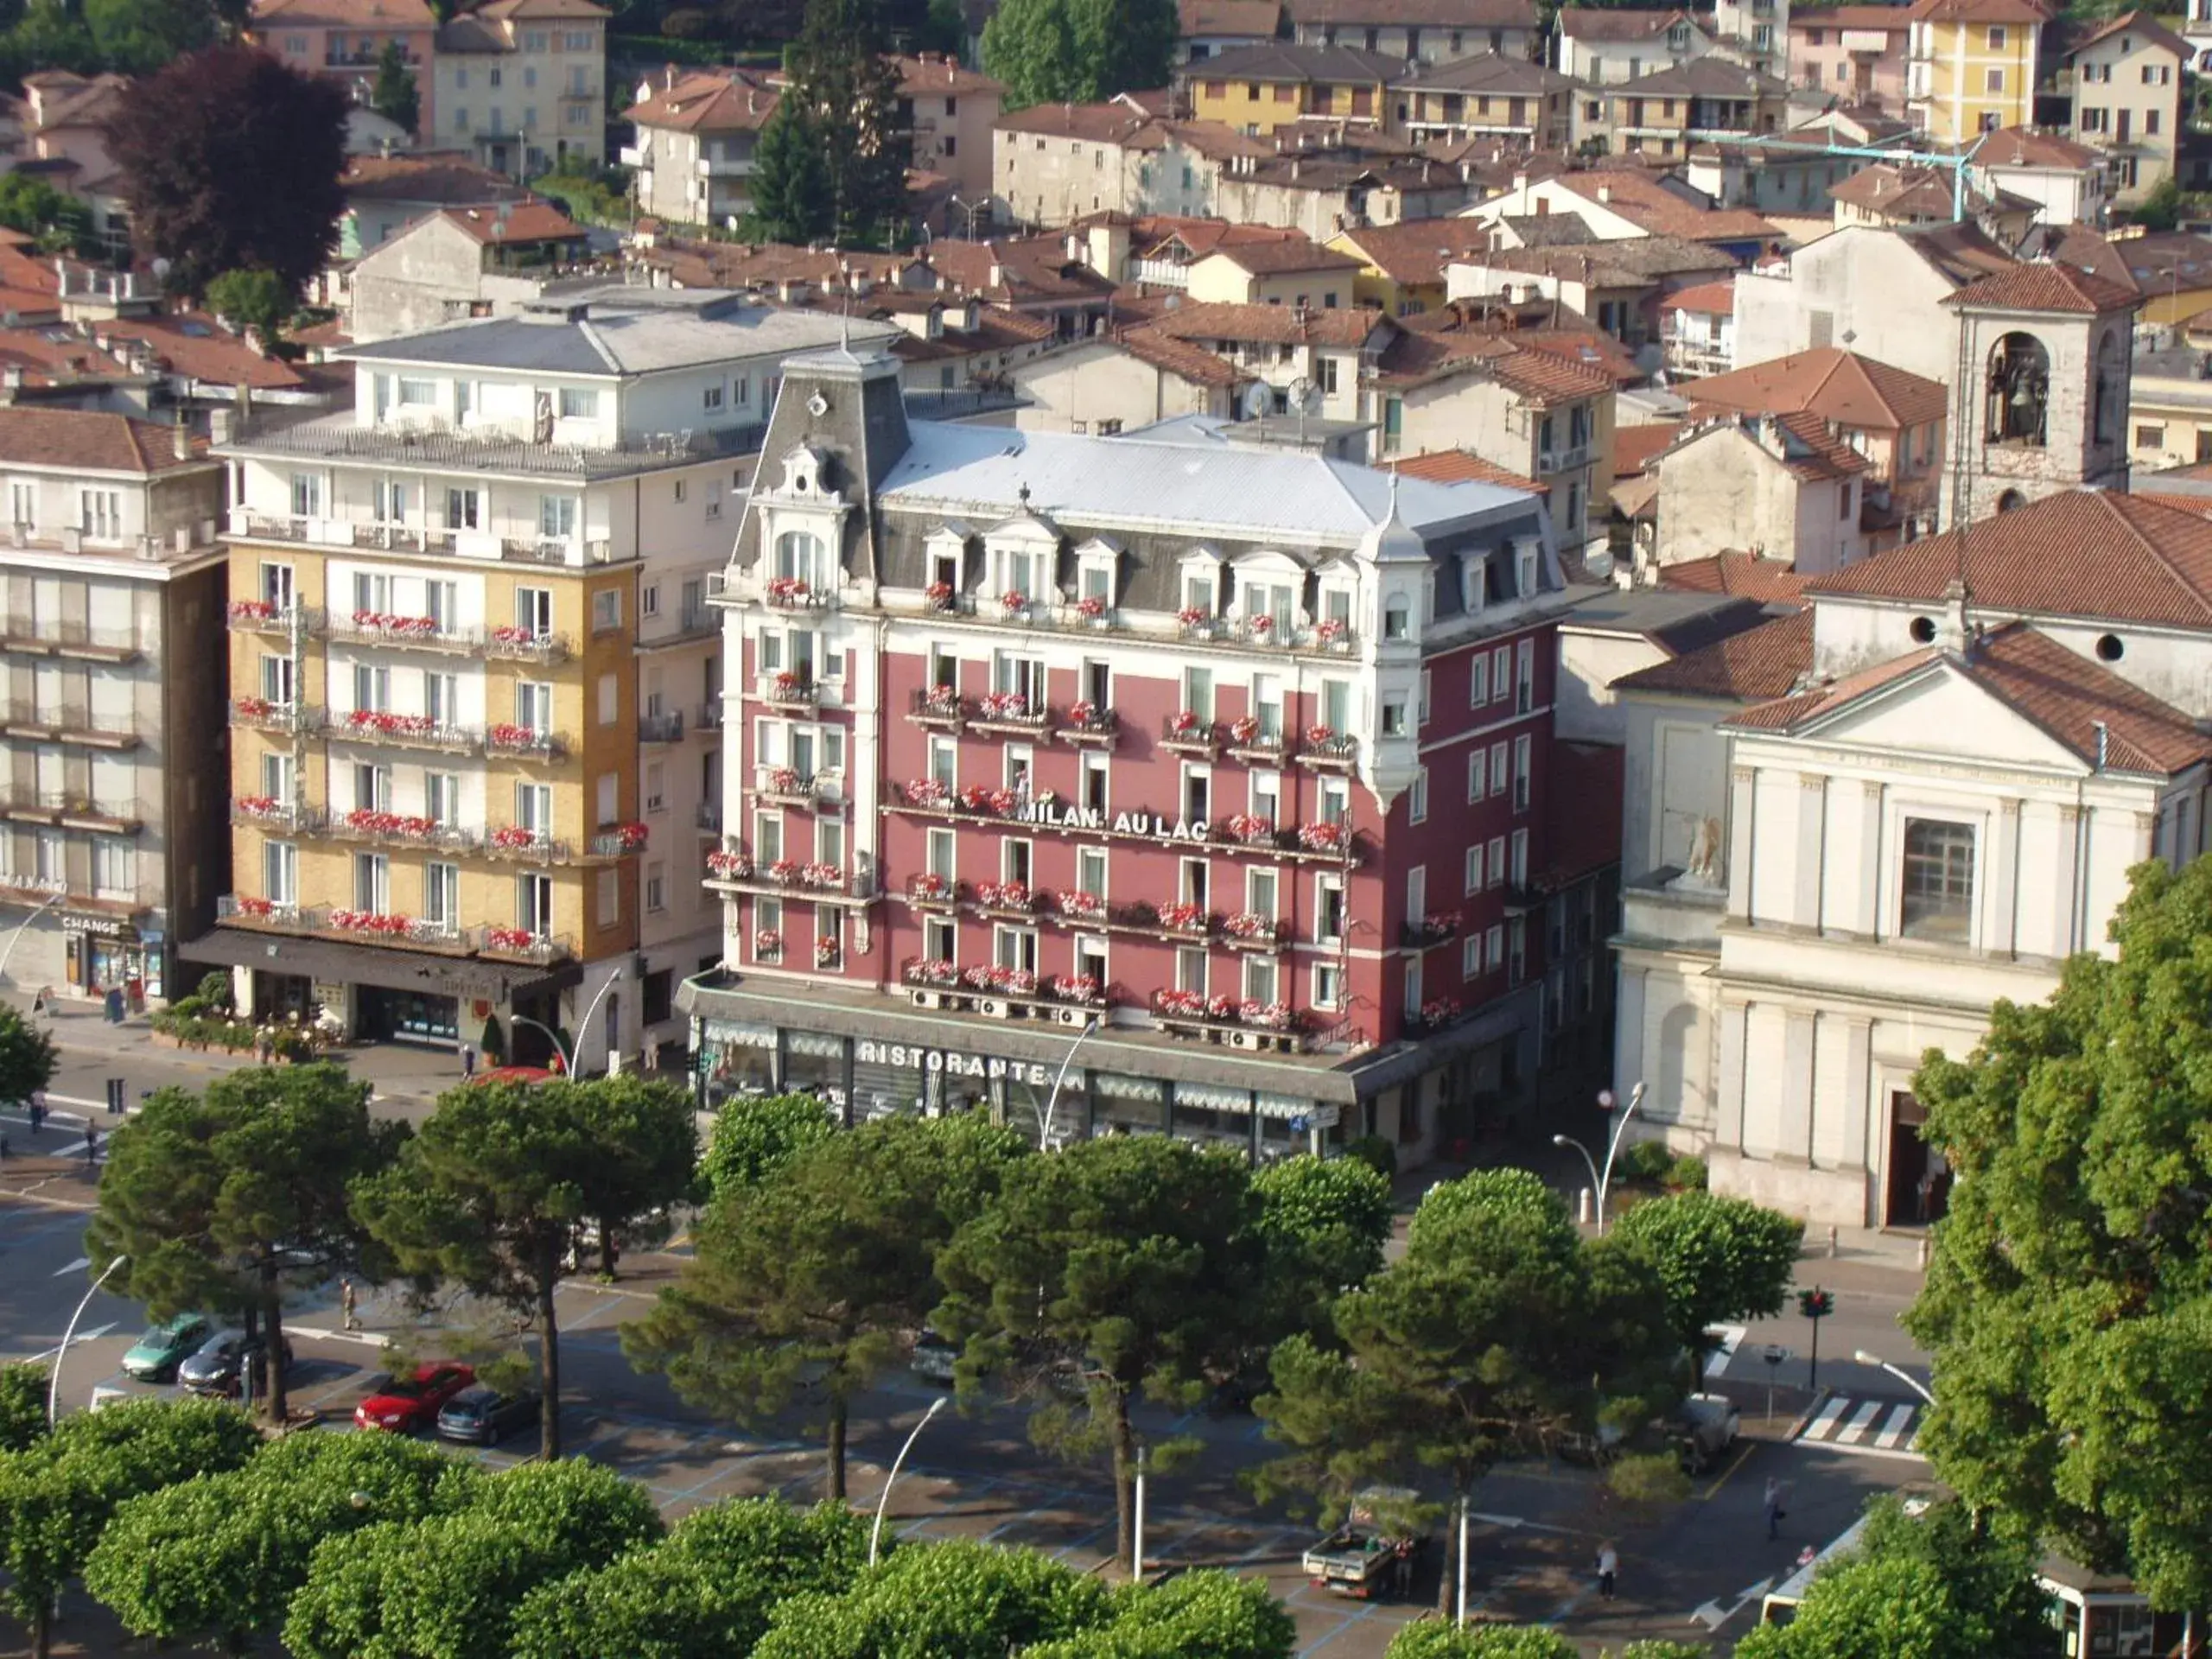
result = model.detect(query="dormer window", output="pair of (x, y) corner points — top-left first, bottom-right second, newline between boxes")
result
(994, 544), (1044, 600)
(1462, 552), (1487, 613)
(1178, 544), (1224, 616)
(774, 530), (829, 590)
(1516, 544), (1539, 597)
(778, 446), (829, 497)
(1074, 537), (1121, 614)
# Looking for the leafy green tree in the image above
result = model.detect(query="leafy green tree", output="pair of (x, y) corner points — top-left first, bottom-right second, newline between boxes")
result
(358, 1077), (691, 1459)
(0, 173), (92, 255)
(2133, 175), (2184, 232)
(86, 0), (214, 73)
(5, 0), (97, 75)
(1027, 1567), (1298, 1658)
(918, 0), (964, 54)
(982, 0), (1084, 108)
(371, 37), (421, 133)
(700, 1090), (836, 1199)
(84, 1432), (470, 1655)
(1383, 1624), (1579, 1658)
(742, 102), (834, 243)
(935, 1135), (1263, 1573)
(1250, 1154), (1392, 1342)
(626, 1112), (1025, 1497)
(0, 1363), (46, 1453)
(1904, 855), (2212, 1608)
(571, 1074), (697, 1278)
(105, 44), (349, 298)
(1617, 1644), (1712, 1658)
(203, 268), (293, 343)
(752, 1536), (1112, 1659)
(284, 1457), (662, 1659)
(510, 1497), (872, 1659)
(0, 1396), (260, 1659)
(0, 1001), (56, 1107)
(86, 1065), (404, 1422)
(1735, 1497), (2052, 1659)
(1609, 1191), (1804, 1383)
(1255, 1170), (1677, 1613)
(1071, 0), (1176, 99)
(773, 0), (910, 245)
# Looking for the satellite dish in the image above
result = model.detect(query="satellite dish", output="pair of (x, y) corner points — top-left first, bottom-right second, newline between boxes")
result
(150, 257), (171, 282)
(1287, 375), (1318, 413)
(1240, 381), (1271, 421)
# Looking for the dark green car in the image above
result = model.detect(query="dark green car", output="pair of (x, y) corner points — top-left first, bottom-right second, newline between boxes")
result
(121, 1314), (211, 1382)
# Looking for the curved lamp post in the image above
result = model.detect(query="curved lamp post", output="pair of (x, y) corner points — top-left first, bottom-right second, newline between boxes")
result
(869, 1394), (948, 1567)
(510, 964), (626, 1077)
(1038, 1016), (1100, 1149)
(1853, 1349), (1935, 1406)
(1551, 1080), (1646, 1235)
(49, 1254), (126, 1426)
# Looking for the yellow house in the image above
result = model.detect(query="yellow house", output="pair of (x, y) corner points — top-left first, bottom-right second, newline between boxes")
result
(1905, 0), (2046, 144)
(1184, 238), (1365, 305)
(1185, 41), (1403, 135)
(1328, 216), (1498, 314)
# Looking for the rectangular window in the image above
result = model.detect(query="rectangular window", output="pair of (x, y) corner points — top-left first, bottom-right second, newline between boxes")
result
(1491, 645), (1510, 701)
(1317, 874), (1345, 943)
(425, 861), (459, 928)
(290, 474), (322, 518)
(517, 681), (553, 733)
(592, 588), (622, 632)
(538, 495), (576, 538)
(263, 840), (297, 906)
(1901, 818), (1975, 942)
(1488, 836), (1506, 887)
(79, 490), (120, 538)
(1465, 844), (1481, 895)
(1409, 767), (1428, 823)
(426, 772), (461, 824)
(596, 868), (620, 927)
(1313, 960), (1343, 1009)
(1468, 747), (1488, 803)
(1183, 665), (1214, 722)
(1513, 734), (1532, 811)
(1463, 931), (1483, 977)
(1469, 653), (1489, 707)
(557, 386), (599, 419)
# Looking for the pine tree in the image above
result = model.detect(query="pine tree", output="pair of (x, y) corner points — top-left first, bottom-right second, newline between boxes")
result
(779, 0), (911, 247)
(744, 100), (834, 243)
(371, 38), (421, 135)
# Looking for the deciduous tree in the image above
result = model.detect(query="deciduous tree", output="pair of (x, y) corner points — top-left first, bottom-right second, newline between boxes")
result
(85, 0), (214, 73)
(86, 1064), (404, 1422)
(1026, 1567), (1298, 1658)
(0, 1002), (55, 1108)
(0, 1364), (45, 1452)
(1255, 1169), (1677, 1614)
(1609, 1190), (1804, 1383)
(1904, 855), (2212, 1608)
(0, 1396), (260, 1659)
(752, 1536), (1112, 1659)
(571, 1074), (698, 1279)
(105, 44), (349, 298)
(285, 1457), (661, 1659)
(356, 1077), (693, 1459)
(982, 0), (1176, 108)
(935, 1135), (1263, 1573)
(700, 1090), (836, 1200)
(509, 1496), (872, 1659)
(84, 1431), (468, 1654)
(371, 37), (420, 134)
(626, 1111), (1025, 1497)
(1383, 1625), (1579, 1658)
(1249, 1154), (1393, 1344)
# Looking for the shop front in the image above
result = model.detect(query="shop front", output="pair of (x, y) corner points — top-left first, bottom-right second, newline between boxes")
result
(60, 911), (161, 1004)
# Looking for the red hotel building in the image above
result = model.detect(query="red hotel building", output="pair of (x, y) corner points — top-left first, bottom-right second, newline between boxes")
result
(679, 341), (1578, 1165)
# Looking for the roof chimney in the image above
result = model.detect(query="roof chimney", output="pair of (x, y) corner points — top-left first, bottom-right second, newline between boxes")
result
(1940, 576), (1971, 653)
(172, 416), (191, 461)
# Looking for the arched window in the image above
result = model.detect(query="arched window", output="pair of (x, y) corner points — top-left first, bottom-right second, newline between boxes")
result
(773, 530), (825, 588)
(2092, 328), (2123, 447)
(1985, 332), (2049, 448)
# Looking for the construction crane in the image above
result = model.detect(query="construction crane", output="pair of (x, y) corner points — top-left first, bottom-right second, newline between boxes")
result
(1693, 128), (1995, 222)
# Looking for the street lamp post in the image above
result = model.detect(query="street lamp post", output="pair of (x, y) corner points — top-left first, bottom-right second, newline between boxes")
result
(1038, 1016), (1099, 1148)
(869, 1394), (948, 1567)
(1853, 1350), (1936, 1407)
(511, 964), (626, 1077)
(49, 1254), (126, 1426)
(1552, 1081), (1646, 1234)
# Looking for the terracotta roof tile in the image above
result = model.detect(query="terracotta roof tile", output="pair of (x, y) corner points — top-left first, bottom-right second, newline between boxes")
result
(1559, 6), (1698, 39)
(1789, 5), (1911, 27)
(1117, 326), (1255, 386)
(1662, 278), (1735, 316)
(2069, 8), (2188, 60)
(439, 201), (582, 245)
(1906, 0), (2047, 21)
(1203, 238), (1365, 275)
(1615, 607), (1813, 700)
(1335, 217), (1503, 285)
(1614, 57), (1788, 97)
(1151, 299), (1388, 347)
(2131, 489), (2212, 518)
(1286, 0), (1536, 25)
(1374, 319), (1613, 401)
(1681, 346), (1948, 430)
(1976, 126), (2102, 170)
(626, 69), (780, 134)
(1192, 41), (1408, 80)
(1805, 490), (2212, 626)
(343, 150), (531, 206)
(0, 407), (211, 474)
(93, 314), (304, 391)
(1728, 621), (2212, 773)
(1657, 550), (1812, 601)
(1940, 261), (2139, 315)
(1386, 448), (1548, 493)
(251, 0), (437, 23)
(1395, 51), (1573, 93)
(1612, 420), (1683, 476)
(1541, 172), (1778, 244)
(889, 54), (1003, 96)
(1180, 0), (1283, 33)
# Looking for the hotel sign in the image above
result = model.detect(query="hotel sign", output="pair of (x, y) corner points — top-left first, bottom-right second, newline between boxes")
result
(855, 1039), (1064, 1089)
(1017, 804), (1210, 841)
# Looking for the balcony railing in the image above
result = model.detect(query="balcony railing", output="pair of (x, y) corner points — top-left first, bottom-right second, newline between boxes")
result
(697, 699), (726, 730)
(219, 895), (579, 965)
(226, 507), (616, 566)
(231, 698), (327, 735)
(639, 711), (685, 743)
(589, 827), (650, 858)
(226, 603), (325, 638)
(485, 725), (569, 760)
(758, 673), (823, 710)
(753, 766), (830, 807)
(230, 798), (323, 834)
(1, 791), (143, 831)
(1176, 613), (1356, 657)
(892, 785), (1367, 866)
(1161, 714), (1219, 756)
(1295, 731), (1359, 769)
(329, 713), (484, 755)
(483, 826), (574, 864)
(0, 704), (139, 748)
(326, 613), (483, 654)
(970, 694), (1052, 734)
(479, 928), (578, 965)
(1223, 720), (1290, 764)
(1149, 988), (1310, 1053)
(1057, 706), (1118, 745)
(323, 810), (481, 854)
(909, 686), (967, 728)
(0, 615), (141, 661)
(900, 958), (1109, 1024)
(482, 628), (572, 664)
(703, 846), (880, 904)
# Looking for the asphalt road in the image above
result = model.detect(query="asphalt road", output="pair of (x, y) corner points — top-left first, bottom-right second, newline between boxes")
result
(0, 1179), (1931, 1659)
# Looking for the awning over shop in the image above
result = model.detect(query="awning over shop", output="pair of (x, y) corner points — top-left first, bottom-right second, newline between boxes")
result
(181, 927), (584, 1003)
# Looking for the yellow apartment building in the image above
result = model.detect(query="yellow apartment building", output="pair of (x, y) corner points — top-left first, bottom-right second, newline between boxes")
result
(194, 291), (887, 1067)
(1185, 41), (1405, 135)
(1905, 0), (2046, 143)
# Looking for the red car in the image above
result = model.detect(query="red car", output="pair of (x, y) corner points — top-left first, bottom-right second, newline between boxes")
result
(353, 1362), (475, 1433)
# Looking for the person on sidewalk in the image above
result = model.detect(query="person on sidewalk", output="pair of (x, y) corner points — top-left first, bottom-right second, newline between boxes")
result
(1595, 1541), (1618, 1600)
(460, 1043), (476, 1079)
(83, 1123), (97, 1163)
(27, 1096), (42, 1136)
(340, 1280), (359, 1332)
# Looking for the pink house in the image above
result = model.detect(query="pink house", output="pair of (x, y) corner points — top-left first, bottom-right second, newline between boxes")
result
(1788, 6), (1911, 112)
(246, 0), (441, 138)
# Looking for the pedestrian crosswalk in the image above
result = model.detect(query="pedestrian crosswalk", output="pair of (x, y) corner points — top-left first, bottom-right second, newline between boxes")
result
(1796, 1394), (1925, 1457)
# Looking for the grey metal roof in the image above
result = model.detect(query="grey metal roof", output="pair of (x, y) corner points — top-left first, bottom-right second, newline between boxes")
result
(344, 301), (898, 378)
(879, 418), (1532, 546)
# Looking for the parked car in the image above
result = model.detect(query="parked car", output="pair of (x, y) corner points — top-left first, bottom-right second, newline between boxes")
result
(122, 1314), (212, 1382)
(353, 1363), (475, 1433)
(435, 1383), (541, 1446)
(912, 1330), (957, 1383)
(177, 1330), (294, 1398)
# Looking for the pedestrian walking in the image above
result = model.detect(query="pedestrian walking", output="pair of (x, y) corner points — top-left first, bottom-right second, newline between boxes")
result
(460, 1042), (476, 1079)
(340, 1280), (359, 1332)
(83, 1122), (97, 1163)
(1595, 1541), (1618, 1600)
(28, 1095), (43, 1135)
(1765, 1478), (1789, 1541)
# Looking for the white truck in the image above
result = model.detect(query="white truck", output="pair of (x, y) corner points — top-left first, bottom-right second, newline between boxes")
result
(1302, 1488), (1424, 1600)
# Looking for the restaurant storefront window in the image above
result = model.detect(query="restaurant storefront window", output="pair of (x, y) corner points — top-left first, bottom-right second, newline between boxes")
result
(785, 1029), (848, 1116)
(697, 1019), (779, 1109)
(1256, 1091), (1318, 1162)
(1173, 1081), (1254, 1155)
(1094, 1071), (1166, 1137)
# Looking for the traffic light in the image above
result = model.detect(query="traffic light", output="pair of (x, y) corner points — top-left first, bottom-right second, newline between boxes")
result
(1797, 1287), (1834, 1319)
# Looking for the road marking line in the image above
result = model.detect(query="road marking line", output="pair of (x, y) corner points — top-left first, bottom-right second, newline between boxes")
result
(1700, 1439), (1758, 1500)
(1800, 1397), (1848, 1440)
(49, 1255), (88, 1276)
(1705, 1323), (1747, 1378)
(1836, 1400), (1885, 1445)
(1875, 1404), (1916, 1449)
(21, 1320), (113, 1361)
